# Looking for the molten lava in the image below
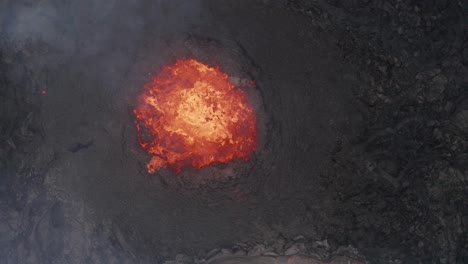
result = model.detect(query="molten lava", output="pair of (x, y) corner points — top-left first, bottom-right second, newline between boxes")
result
(133, 58), (257, 174)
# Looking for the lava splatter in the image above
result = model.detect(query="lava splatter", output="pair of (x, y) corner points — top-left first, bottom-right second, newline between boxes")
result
(133, 58), (257, 174)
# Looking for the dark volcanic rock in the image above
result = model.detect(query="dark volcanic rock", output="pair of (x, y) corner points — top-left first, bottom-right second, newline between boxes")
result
(1, 0), (467, 263)
(288, 0), (468, 263)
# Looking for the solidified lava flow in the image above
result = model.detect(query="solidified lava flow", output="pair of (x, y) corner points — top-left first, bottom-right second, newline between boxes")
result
(133, 58), (257, 174)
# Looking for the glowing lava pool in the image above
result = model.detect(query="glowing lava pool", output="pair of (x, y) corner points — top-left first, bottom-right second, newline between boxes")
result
(133, 58), (257, 174)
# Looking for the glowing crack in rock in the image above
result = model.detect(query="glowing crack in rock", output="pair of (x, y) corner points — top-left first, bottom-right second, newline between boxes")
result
(133, 58), (257, 174)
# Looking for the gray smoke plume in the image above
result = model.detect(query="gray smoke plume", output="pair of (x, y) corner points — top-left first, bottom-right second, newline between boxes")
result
(0, 1), (208, 263)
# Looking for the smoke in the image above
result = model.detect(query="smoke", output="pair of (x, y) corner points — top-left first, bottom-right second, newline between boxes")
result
(1, 0), (204, 53)
(0, 0), (207, 262)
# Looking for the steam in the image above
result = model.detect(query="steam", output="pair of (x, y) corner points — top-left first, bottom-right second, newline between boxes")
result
(0, 0), (206, 262)
(1, 0), (204, 54)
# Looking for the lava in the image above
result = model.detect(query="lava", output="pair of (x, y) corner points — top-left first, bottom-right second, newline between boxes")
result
(133, 58), (257, 174)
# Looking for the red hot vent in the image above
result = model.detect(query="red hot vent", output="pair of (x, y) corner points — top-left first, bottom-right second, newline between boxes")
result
(133, 59), (257, 174)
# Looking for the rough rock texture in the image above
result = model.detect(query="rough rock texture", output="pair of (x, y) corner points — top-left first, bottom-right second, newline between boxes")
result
(287, 0), (468, 263)
(1, 0), (467, 263)
(163, 236), (364, 264)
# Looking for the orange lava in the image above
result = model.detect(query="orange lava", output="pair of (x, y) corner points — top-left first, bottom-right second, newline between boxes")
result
(133, 58), (257, 174)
